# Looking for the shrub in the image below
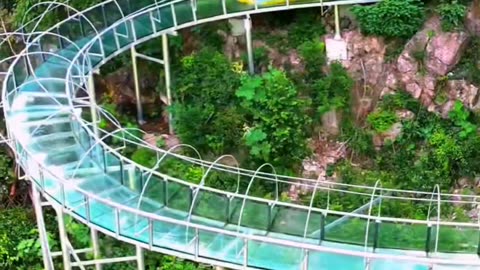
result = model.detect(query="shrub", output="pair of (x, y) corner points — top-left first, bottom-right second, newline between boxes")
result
(351, 0), (425, 39)
(172, 49), (244, 155)
(436, 1), (467, 32)
(367, 110), (398, 133)
(298, 40), (326, 81)
(236, 68), (311, 168)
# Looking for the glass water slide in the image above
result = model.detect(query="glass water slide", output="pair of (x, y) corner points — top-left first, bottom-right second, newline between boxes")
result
(3, 0), (480, 269)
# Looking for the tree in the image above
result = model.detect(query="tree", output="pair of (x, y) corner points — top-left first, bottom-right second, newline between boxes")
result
(236, 68), (311, 169)
(351, 0), (425, 39)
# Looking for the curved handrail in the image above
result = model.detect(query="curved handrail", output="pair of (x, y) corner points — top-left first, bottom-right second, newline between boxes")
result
(236, 163), (278, 233)
(4, 1), (480, 267)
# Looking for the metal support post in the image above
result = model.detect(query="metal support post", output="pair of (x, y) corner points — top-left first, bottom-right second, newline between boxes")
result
(91, 229), (102, 270)
(88, 73), (99, 138)
(162, 34), (173, 134)
(244, 15), (254, 74)
(131, 46), (145, 125)
(32, 186), (55, 270)
(56, 207), (72, 270)
(136, 245), (145, 270)
(334, 5), (341, 40)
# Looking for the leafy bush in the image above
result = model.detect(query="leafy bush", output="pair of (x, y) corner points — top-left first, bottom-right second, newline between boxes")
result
(298, 41), (326, 81)
(172, 49), (244, 155)
(436, 1), (467, 32)
(236, 68), (311, 168)
(351, 0), (425, 39)
(367, 110), (398, 133)
(314, 63), (354, 116)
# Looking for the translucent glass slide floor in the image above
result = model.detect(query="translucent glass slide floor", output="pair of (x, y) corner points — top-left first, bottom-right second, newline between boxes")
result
(5, 0), (480, 269)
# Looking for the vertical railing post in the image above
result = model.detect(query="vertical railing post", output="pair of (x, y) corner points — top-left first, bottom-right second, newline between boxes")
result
(244, 15), (254, 74)
(131, 46), (145, 124)
(194, 228), (200, 259)
(373, 220), (380, 252)
(425, 223), (432, 256)
(302, 250), (309, 270)
(225, 195), (231, 224)
(319, 212), (325, 244)
(243, 238), (248, 268)
(162, 34), (173, 134)
(477, 231), (480, 256)
(267, 203), (272, 231)
(32, 185), (55, 270)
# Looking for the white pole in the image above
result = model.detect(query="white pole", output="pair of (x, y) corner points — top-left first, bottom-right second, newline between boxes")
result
(334, 5), (342, 40)
(244, 15), (254, 74)
(162, 34), (173, 134)
(88, 73), (99, 138)
(136, 245), (145, 270)
(57, 207), (72, 270)
(131, 46), (145, 124)
(32, 186), (55, 270)
(91, 229), (102, 270)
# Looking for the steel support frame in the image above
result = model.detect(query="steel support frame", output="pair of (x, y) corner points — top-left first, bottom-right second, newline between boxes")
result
(32, 185), (145, 270)
(130, 34), (173, 132)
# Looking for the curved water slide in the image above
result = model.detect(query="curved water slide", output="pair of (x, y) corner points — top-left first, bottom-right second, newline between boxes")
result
(3, 0), (480, 269)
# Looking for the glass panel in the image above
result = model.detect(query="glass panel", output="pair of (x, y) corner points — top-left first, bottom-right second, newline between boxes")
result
(198, 231), (243, 265)
(167, 181), (192, 212)
(101, 29), (119, 57)
(248, 240), (302, 270)
(270, 206), (308, 237)
(153, 6), (174, 31)
(378, 222), (428, 251)
(325, 214), (373, 246)
(230, 198), (269, 230)
(89, 198), (116, 232)
(370, 258), (429, 270)
(308, 250), (365, 270)
(226, 0), (254, 13)
(173, 2), (194, 25)
(82, 6), (107, 32)
(152, 222), (195, 254)
(197, 0), (223, 19)
(193, 191), (227, 222)
(119, 210), (150, 244)
(133, 13), (154, 40)
(437, 225), (478, 253)
(143, 174), (166, 206)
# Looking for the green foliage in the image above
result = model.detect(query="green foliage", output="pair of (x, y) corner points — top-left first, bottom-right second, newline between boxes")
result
(448, 101), (477, 138)
(0, 208), (58, 270)
(351, 0), (425, 39)
(131, 148), (157, 168)
(367, 110), (398, 133)
(436, 1), (467, 32)
(314, 63), (354, 116)
(237, 68), (311, 168)
(286, 10), (326, 48)
(172, 49), (244, 155)
(298, 41), (326, 81)
(0, 149), (15, 201)
(14, 0), (104, 28)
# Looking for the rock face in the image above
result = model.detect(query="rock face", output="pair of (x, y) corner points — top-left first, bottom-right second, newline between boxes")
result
(446, 80), (480, 110)
(98, 67), (157, 114)
(467, 0), (480, 36)
(396, 17), (470, 109)
(341, 30), (387, 87)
